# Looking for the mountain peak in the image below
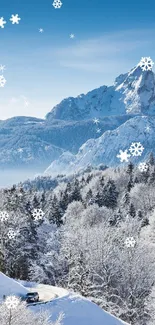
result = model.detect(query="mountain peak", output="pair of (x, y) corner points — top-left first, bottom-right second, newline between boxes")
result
(47, 61), (155, 121)
(115, 65), (155, 115)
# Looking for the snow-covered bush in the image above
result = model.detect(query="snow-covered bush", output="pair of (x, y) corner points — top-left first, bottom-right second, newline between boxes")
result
(0, 298), (63, 325)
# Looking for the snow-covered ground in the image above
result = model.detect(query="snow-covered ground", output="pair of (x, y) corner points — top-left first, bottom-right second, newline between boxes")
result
(0, 272), (28, 300)
(0, 272), (129, 325)
(31, 293), (129, 325)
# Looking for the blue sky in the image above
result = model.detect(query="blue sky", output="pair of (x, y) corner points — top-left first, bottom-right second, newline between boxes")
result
(0, 0), (155, 119)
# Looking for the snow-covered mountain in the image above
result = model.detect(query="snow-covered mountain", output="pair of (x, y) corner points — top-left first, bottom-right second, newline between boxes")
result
(47, 66), (155, 121)
(0, 115), (130, 169)
(45, 115), (155, 175)
(0, 272), (128, 325)
(1, 63), (155, 171)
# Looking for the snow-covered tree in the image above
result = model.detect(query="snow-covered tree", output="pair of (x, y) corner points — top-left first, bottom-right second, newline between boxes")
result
(0, 299), (63, 325)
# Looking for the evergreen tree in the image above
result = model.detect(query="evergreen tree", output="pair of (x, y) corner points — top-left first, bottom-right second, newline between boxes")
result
(86, 189), (94, 206)
(127, 180), (133, 192)
(149, 166), (155, 184)
(137, 209), (143, 221)
(148, 152), (155, 166)
(127, 162), (134, 176)
(60, 189), (69, 212)
(95, 191), (104, 207)
(70, 179), (82, 202)
(126, 163), (134, 191)
(33, 195), (40, 208)
(49, 195), (63, 226)
(140, 167), (150, 184)
(103, 179), (118, 209)
(141, 217), (149, 227)
(128, 203), (136, 218)
(122, 192), (130, 206)
(86, 174), (93, 183)
(99, 176), (105, 187)
(40, 191), (46, 209)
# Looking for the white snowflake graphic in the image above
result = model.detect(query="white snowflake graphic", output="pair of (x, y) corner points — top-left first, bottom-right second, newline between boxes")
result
(17, 148), (24, 153)
(0, 75), (6, 87)
(139, 57), (154, 71)
(10, 14), (21, 24)
(117, 149), (131, 163)
(138, 162), (148, 172)
(125, 237), (136, 248)
(24, 100), (29, 107)
(39, 28), (44, 33)
(0, 17), (6, 28)
(70, 34), (75, 39)
(0, 211), (9, 222)
(93, 118), (99, 125)
(0, 65), (6, 73)
(129, 142), (144, 157)
(53, 0), (63, 8)
(7, 229), (18, 240)
(96, 128), (101, 134)
(45, 145), (50, 151)
(32, 208), (45, 222)
(5, 296), (20, 309)
(145, 125), (151, 133)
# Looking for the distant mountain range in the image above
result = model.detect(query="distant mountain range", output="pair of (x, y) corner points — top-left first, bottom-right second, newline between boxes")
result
(1, 64), (155, 172)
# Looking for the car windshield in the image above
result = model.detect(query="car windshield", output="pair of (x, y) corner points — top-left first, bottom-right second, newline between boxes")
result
(27, 293), (36, 296)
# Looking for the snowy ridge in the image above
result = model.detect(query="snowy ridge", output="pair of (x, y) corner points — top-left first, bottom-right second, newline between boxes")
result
(47, 65), (155, 121)
(45, 115), (155, 174)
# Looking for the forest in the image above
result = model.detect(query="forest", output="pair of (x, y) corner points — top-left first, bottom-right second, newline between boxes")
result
(1, 154), (155, 325)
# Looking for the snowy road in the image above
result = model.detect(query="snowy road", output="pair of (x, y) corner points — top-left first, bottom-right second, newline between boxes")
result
(28, 284), (68, 303)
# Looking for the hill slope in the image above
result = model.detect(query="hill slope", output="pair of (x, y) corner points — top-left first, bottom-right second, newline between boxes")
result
(0, 273), (128, 325)
(0, 272), (28, 300)
(32, 294), (129, 325)
(45, 115), (155, 174)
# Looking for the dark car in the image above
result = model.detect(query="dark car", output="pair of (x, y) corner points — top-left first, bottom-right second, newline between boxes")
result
(24, 292), (39, 303)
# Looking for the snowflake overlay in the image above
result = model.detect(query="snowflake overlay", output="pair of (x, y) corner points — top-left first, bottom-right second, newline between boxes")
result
(5, 296), (20, 309)
(93, 118), (100, 125)
(10, 14), (21, 24)
(32, 208), (45, 222)
(125, 237), (136, 248)
(0, 17), (6, 28)
(145, 125), (151, 133)
(7, 229), (18, 240)
(129, 142), (144, 157)
(0, 75), (6, 87)
(117, 150), (131, 163)
(53, 0), (63, 8)
(139, 57), (154, 71)
(0, 211), (9, 222)
(0, 65), (6, 73)
(138, 162), (148, 173)
(96, 128), (101, 134)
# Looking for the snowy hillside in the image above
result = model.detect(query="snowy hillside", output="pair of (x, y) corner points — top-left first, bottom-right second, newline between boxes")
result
(0, 115), (130, 169)
(47, 66), (155, 121)
(0, 273), (128, 325)
(45, 115), (155, 174)
(0, 272), (28, 300)
(32, 293), (129, 325)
